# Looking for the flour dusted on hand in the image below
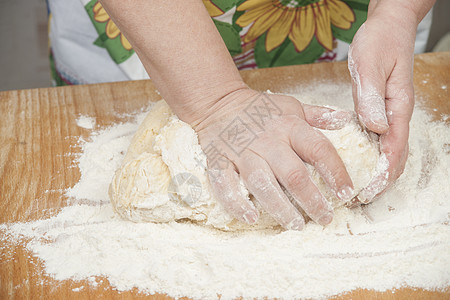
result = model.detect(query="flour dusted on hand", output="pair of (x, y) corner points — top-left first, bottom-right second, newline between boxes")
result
(109, 99), (381, 230)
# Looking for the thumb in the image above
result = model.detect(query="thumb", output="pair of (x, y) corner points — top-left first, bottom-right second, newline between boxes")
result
(348, 42), (389, 134)
(356, 75), (389, 134)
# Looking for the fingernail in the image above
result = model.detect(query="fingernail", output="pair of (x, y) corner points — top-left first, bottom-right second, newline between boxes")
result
(357, 190), (373, 204)
(358, 170), (390, 204)
(358, 112), (389, 132)
(317, 212), (334, 226)
(337, 186), (355, 202)
(358, 89), (389, 133)
(375, 110), (389, 127)
(344, 196), (361, 208)
(287, 217), (305, 231)
(243, 211), (258, 224)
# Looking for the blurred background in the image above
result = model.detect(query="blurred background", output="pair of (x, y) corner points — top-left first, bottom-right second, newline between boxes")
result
(0, 0), (449, 91)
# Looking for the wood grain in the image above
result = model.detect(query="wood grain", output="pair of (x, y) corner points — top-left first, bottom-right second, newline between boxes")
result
(0, 52), (449, 299)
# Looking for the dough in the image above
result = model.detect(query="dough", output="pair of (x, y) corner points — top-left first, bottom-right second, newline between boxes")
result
(122, 100), (173, 163)
(109, 100), (381, 230)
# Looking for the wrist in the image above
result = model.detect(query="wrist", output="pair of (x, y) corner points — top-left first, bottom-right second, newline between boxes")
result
(190, 87), (260, 131)
(368, 0), (435, 27)
(168, 80), (251, 128)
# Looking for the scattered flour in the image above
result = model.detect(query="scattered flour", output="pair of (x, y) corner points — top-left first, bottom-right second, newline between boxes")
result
(1, 84), (449, 299)
(76, 115), (96, 129)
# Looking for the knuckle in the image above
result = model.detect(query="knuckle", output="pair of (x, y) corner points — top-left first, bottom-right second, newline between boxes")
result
(285, 169), (310, 190)
(309, 137), (333, 161)
(330, 166), (349, 186)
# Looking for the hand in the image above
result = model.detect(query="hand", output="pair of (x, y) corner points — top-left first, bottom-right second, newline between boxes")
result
(348, 2), (419, 203)
(192, 89), (355, 230)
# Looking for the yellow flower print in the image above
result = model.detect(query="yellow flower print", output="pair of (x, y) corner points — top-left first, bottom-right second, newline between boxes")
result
(93, 2), (132, 51)
(203, 0), (224, 17)
(236, 0), (355, 52)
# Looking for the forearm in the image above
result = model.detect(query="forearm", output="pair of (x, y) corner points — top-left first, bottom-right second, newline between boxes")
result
(99, 0), (247, 125)
(368, 0), (435, 25)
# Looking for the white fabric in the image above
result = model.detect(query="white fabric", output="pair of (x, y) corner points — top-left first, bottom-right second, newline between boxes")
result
(48, 0), (148, 84)
(414, 8), (433, 54)
(48, 0), (433, 84)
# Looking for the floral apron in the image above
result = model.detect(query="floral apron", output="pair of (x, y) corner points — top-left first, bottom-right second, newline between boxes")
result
(48, 0), (370, 85)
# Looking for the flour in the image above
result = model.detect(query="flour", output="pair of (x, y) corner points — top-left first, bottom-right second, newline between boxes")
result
(1, 83), (449, 299)
(66, 113), (148, 203)
(75, 116), (96, 129)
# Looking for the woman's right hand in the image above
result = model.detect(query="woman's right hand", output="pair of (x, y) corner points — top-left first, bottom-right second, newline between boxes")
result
(191, 88), (356, 230)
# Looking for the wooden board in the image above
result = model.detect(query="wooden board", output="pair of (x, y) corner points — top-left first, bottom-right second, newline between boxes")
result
(0, 52), (449, 299)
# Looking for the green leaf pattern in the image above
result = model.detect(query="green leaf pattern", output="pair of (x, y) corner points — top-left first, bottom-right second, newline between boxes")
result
(84, 0), (134, 64)
(209, 0), (369, 68)
(84, 0), (369, 68)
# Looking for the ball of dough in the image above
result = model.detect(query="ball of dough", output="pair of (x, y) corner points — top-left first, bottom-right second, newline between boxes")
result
(110, 100), (380, 230)
(123, 100), (173, 163)
(109, 152), (195, 223)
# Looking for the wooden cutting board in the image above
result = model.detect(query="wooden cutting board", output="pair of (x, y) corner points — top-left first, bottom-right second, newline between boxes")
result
(0, 52), (449, 299)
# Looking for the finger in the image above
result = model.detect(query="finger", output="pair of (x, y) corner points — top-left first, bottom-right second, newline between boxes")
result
(260, 144), (334, 225)
(302, 104), (353, 130)
(208, 161), (259, 225)
(348, 42), (389, 134)
(345, 196), (362, 208)
(358, 119), (409, 203)
(290, 119), (356, 203)
(395, 143), (409, 179)
(384, 62), (413, 179)
(237, 152), (305, 231)
(381, 120), (409, 180)
(358, 84), (413, 203)
(354, 68), (389, 134)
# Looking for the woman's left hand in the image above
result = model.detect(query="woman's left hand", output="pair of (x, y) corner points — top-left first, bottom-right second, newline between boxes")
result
(347, 0), (432, 203)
